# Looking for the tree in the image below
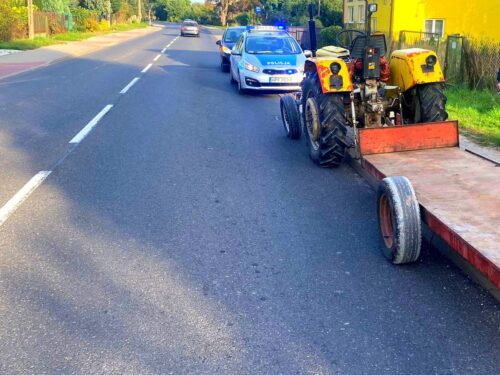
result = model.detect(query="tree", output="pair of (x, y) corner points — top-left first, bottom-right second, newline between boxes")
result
(40, 0), (70, 13)
(79, 0), (111, 15)
(154, 0), (190, 22)
(206, 0), (236, 26)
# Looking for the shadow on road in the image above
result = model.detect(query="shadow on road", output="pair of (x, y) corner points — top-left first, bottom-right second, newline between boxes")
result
(0, 23), (499, 375)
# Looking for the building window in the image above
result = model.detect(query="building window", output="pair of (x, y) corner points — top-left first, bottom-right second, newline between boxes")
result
(358, 4), (365, 23)
(348, 6), (354, 23)
(424, 19), (445, 37)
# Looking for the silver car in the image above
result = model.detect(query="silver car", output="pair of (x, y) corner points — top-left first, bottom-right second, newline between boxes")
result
(229, 28), (307, 93)
(180, 21), (200, 37)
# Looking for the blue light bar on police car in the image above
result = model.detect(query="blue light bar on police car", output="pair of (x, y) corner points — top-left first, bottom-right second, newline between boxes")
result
(246, 25), (288, 32)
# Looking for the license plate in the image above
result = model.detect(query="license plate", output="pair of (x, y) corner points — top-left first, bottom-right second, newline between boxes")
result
(270, 76), (294, 83)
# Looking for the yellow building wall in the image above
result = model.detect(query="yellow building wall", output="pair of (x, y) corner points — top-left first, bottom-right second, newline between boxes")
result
(392, 0), (500, 42)
(344, 0), (500, 42)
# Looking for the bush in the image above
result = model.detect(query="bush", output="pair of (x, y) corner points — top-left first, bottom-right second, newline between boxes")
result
(463, 38), (500, 90)
(0, 4), (28, 41)
(72, 6), (99, 32)
(99, 19), (110, 30)
(320, 25), (342, 48)
(47, 12), (67, 34)
(85, 18), (100, 32)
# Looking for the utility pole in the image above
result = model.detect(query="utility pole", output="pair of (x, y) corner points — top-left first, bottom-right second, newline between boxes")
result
(27, 0), (34, 39)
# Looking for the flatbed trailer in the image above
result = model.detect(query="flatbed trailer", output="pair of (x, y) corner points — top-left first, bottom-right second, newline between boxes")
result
(353, 120), (500, 291)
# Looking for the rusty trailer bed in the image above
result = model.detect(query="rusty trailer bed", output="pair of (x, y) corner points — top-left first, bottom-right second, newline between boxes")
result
(360, 147), (500, 289)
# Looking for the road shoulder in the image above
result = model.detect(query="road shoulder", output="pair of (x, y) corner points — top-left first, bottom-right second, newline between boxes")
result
(0, 26), (162, 80)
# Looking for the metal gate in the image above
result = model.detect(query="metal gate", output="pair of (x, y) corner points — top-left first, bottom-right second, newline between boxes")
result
(444, 35), (465, 84)
(398, 30), (446, 62)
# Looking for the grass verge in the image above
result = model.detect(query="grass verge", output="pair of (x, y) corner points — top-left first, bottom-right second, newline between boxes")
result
(0, 23), (149, 51)
(446, 85), (500, 146)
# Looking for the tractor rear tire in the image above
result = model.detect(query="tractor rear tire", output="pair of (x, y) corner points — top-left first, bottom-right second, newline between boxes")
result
(377, 176), (421, 264)
(301, 73), (348, 167)
(280, 95), (301, 139)
(416, 83), (448, 123)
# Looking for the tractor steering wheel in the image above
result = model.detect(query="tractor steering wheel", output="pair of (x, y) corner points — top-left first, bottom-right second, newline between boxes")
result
(335, 29), (365, 50)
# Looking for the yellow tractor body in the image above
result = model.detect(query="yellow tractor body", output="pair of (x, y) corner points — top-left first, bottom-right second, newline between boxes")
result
(389, 48), (445, 92)
(304, 58), (353, 93)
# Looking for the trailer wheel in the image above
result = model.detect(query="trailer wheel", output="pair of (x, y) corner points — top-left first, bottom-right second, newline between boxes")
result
(410, 83), (448, 123)
(301, 73), (348, 167)
(280, 95), (301, 139)
(377, 176), (421, 264)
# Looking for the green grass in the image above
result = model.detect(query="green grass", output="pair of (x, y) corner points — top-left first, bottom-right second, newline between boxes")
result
(0, 23), (149, 51)
(446, 86), (500, 146)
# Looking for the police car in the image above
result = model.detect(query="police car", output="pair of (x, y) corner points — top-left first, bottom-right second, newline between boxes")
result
(229, 26), (309, 93)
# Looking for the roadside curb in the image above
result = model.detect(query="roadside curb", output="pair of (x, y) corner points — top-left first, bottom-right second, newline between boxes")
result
(459, 135), (500, 165)
(0, 26), (162, 81)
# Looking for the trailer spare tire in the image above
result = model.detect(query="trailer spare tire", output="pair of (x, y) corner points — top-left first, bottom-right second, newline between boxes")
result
(377, 176), (421, 264)
(280, 95), (301, 139)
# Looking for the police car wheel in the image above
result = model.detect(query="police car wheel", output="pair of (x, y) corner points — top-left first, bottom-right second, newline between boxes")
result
(221, 60), (230, 73)
(237, 74), (246, 95)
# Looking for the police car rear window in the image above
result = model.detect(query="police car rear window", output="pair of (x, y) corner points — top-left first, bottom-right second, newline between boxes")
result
(224, 29), (244, 43)
(245, 36), (302, 55)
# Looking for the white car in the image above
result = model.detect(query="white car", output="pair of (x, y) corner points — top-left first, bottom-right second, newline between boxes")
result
(229, 27), (308, 93)
(180, 20), (200, 37)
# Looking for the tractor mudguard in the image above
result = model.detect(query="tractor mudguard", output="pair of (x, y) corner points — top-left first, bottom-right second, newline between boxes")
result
(389, 48), (445, 92)
(304, 58), (353, 94)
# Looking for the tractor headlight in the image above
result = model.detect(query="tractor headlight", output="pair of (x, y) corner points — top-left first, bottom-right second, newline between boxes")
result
(244, 62), (260, 73)
(426, 55), (437, 66)
(330, 62), (341, 75)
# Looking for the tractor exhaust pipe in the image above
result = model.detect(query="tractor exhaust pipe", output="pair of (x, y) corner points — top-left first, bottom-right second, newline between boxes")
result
(308, 4), (317, 57)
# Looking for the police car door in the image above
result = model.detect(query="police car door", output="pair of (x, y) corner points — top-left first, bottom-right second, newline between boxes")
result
(230, 35), (244, 78)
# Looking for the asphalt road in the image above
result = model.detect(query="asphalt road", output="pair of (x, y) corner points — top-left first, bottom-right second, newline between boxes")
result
(0, 24), (498, 375)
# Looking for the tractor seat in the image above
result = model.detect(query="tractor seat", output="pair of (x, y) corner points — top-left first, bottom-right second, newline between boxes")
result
(350, 33), (387, 59)
(316, 46), (350, 60)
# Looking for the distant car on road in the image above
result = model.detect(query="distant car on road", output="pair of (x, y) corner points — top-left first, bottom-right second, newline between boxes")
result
(180, 20), (200, 37)
(216, 26), (246, 72)
(229, 26), (309, 94)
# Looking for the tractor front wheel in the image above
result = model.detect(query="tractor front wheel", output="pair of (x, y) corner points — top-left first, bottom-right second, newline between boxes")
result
(280, 95), (301, 139)
(301, 73), (349, 167)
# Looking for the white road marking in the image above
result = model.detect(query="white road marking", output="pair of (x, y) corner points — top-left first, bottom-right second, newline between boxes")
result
(0, 35), (184, 228)
(120, 77), (140, 94)
(69, 104), (113, 144)
(166, 36), (179, 49)
(141, 63), (152, 73)
(0, 171), (52, 227)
